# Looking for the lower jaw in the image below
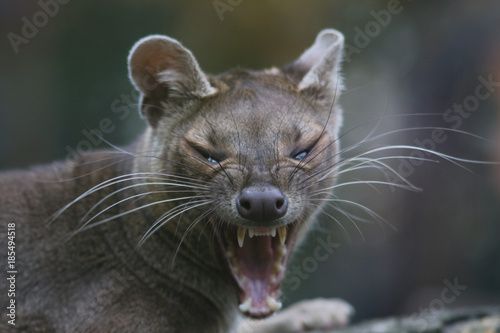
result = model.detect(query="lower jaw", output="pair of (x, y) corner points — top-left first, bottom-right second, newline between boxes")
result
(237, 281), (282, 318)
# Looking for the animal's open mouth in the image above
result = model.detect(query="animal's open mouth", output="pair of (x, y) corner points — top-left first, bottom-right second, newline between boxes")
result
(216, 221), (299, 318)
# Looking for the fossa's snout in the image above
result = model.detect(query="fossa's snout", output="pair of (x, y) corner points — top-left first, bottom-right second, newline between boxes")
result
(236, 186), (288, 223)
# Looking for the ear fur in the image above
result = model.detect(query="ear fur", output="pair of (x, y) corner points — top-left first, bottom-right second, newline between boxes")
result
(128, 35), (216, 125)
(284, 29), (345, 100)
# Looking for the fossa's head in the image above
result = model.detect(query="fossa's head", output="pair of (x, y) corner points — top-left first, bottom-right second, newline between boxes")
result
(128, 29), (344, 318)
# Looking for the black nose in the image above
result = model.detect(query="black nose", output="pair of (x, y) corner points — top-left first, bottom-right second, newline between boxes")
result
(236, 186), (288, 223)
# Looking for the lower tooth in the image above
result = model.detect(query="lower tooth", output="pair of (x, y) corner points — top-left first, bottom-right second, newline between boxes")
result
(239, 298), (252, 312)
(266, 296), (282, 311)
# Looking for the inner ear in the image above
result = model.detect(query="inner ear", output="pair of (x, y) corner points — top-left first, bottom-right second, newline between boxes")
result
(127, 35), (217, 125)
(283, 29), (345, 94)
(128, 35), (216, 99)
(282, 29), (345, 139)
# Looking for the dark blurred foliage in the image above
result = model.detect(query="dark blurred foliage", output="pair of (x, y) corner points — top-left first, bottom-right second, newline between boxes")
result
(1, 0), (499, 322)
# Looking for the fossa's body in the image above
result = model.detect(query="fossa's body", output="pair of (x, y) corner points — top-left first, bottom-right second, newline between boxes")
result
(0, 29), (352, 332)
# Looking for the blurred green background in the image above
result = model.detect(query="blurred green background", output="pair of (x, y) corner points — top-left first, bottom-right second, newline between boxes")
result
(1, 0), (499, 322)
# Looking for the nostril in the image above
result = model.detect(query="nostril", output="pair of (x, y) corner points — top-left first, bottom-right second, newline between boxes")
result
(274, 196), (288, 219)
(276, 198), (285, 210)
(240, 198), (251, 211)
(236, 193), (255, 220)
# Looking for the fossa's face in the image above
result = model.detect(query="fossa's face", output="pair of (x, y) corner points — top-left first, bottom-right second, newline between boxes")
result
(174, 72), (340, 317)
(128, 30), (344, 317)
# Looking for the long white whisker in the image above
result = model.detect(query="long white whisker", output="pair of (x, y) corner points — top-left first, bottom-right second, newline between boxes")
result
(320, 197), (397, 231)
(172, 206), (216, 265)
(321, 180), (418, 192)
(137, 199), (212, 247)
(338, 124), (493, 160)
(74, 196), (208, 234)
(353, 144), (496, 174)
(315, 205), (355, 242)
(325, 204), (365, 242)
(49, 172), (210, 224)
(83, 190), (202, 228)
(82, 180), (210, 222)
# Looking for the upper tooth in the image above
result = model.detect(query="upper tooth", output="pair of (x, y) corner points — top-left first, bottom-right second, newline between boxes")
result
(278, 226), (287, 245)
(266, 296), (282, 311)
(237, 226), (246, 247)
(248, 227), (278, 237)
(239, 226), (284, 240)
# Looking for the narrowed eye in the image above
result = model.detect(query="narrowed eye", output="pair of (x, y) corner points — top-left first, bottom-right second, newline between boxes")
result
(197, 148), (220, 164)
(189, 144), (222, 164)
(293, 150), (309, 160)
(206, 155), (219, 164)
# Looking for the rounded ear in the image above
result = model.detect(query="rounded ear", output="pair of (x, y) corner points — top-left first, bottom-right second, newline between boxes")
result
(283, 29), (345, 138)
(127, 35), (216, 125)
(283, 29), (345, 97)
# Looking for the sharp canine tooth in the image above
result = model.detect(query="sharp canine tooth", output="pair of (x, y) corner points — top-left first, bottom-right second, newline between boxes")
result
(266, 296), (282, 311)
(239, 298), (252, 312)
(237, 226), (246, 248)
(278, 226), (287, 245)
(248, 228), (255, 238)
(270, 228), (276, 237)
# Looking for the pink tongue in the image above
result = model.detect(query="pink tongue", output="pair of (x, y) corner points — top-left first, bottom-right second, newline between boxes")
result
(235, 236), (275, 310)
(237, 236), (273, 277)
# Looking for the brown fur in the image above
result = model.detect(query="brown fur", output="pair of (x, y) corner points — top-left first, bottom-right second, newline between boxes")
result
(0, 29), (351, 332)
